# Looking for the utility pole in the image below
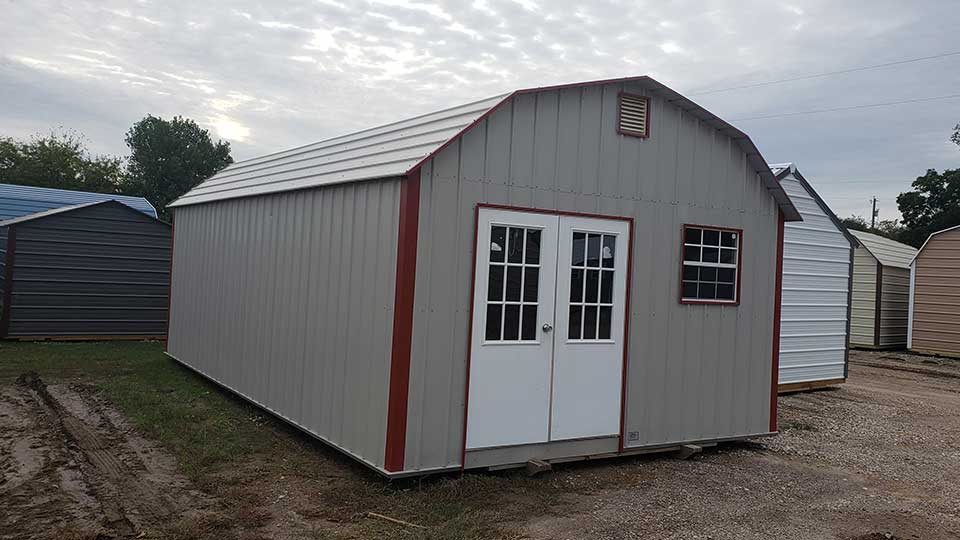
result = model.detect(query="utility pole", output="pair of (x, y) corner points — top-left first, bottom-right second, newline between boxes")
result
(871, 197), (878, 229)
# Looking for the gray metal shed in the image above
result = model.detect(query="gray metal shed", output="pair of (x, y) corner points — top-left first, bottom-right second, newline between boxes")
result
(849, 230), (917, 349)
(167, 76), (801, 477)
(0, 200), (171, 339)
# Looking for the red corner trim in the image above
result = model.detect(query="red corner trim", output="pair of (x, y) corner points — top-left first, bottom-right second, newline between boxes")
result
(770, 211), (785, 432)
(384, 168), (421, 472)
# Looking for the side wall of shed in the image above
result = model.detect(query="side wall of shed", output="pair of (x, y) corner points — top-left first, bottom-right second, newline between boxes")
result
(778, 173), (851, 384)
(6, 203), (170, 337)
(878, 266), (910, 348)
(167, 179), (402, 471)
(403, 81), (779, 473)
(911, 228), (960, 356)
(850, 246), (877, 347)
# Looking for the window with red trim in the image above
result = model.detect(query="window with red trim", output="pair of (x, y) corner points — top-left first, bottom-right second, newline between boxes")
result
(681, 225), (740, 303)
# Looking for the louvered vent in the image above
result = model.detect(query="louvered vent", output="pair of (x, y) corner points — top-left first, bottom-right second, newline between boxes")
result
(618, 93), (650, 138)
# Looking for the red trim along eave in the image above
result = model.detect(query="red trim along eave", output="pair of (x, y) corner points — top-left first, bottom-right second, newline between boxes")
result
(384, 168), (422, 473)
(770, 211), (785, 432)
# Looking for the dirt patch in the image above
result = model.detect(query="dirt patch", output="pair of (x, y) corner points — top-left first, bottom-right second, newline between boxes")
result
(1, 374), (212, 539)
(4, 348), (960, 539)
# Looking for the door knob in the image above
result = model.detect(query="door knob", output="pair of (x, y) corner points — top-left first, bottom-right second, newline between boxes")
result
(542, 323), (553, 332)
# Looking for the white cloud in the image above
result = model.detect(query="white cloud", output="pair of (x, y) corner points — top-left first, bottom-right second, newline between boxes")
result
(0, 0), (956, 221)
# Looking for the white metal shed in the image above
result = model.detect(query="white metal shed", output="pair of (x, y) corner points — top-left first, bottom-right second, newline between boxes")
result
(850, 230), (917, 349)
(166, 76), (801, 477)
(772, 164), (855, 392)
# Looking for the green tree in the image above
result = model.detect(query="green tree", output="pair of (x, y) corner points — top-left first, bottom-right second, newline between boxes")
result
(0, 130), (126, 193)
(125, 115), (232, 221)
(840, 214), (909, 244)
(896, 168), (960, 247)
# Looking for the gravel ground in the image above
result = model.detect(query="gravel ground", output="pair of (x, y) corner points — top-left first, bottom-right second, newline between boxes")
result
(522, 350), (960, 540)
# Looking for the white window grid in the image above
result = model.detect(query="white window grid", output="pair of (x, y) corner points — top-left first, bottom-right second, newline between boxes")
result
(485, 224), (541, 343)
(568, 231), (616, 342)
(682, 227), (739, 302)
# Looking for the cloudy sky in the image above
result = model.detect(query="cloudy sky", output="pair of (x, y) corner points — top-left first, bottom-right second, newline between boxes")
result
(2, 0), (958, 220)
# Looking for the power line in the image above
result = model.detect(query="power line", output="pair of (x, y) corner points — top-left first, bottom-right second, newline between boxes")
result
(688, 50), (960, 96)
(731, 93), (960, 122)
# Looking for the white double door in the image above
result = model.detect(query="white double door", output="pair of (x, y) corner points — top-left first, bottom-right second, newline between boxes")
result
(466, 208), (630, 450)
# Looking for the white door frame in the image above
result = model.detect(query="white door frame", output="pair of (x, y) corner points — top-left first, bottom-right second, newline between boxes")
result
(463, 204), (633, 458)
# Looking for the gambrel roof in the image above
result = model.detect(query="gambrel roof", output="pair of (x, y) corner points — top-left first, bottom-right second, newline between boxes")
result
(171, 76), (801, 220)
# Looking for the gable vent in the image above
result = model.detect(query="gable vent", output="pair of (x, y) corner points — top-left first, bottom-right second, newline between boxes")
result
(618, 93), (650, 138)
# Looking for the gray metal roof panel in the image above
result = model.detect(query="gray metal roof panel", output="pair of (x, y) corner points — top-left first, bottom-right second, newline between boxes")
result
(0, 183), (158, 219)
(170, 76), (801, 221)
(850, 229), (918, 269)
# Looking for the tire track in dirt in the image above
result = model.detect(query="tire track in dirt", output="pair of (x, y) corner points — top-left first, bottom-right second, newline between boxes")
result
(12, 373), (205, 538)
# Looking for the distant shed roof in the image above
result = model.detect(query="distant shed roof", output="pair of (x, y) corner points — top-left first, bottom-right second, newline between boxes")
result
(851, 229), (918, 269)
(171, 76), (801, 221)
(0, 183), (158, 220)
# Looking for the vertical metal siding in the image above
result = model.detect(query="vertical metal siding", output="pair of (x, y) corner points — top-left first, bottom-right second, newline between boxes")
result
(878, 266), (910, 347)
(167, 179), (401, 471)
(850, 247), (878, 346)
(5, 203), (170, 337)
(911, 228), (960, 356)
(778, 174), (851, 384)
(404, 82), (779, 472)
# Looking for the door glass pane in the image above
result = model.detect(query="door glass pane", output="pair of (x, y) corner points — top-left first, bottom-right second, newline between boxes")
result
(602, 235), (616, 268)
(600, 270), (614, 303)
(572, 232), (586, 266)
(521, 305), (538, 340)
(570, 269), (584, 302)
(587, 234), (601, 267)
(523, 267), (539, 302)
(485, 304), (502, 341)
(488, 265), (504, 301)
(568, 305), (582, 339)
(503, 304), (521, 340)
(490, 226), (506, 262)
(585, 269), (600, 302)
(505, 266), (522, 301)
(583, 306), (598, 339)
(525, 230), (541, 264)
(508, 227), (524, 263)
(598, 306), (612, 339)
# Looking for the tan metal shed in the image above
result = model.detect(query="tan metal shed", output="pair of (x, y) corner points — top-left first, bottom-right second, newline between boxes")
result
(908, 225), (960, 357)
(849, 230), (917, 349)
(165, 76), (802, 477)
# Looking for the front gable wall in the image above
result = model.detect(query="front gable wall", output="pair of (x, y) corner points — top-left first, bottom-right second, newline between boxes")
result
(404, 81), (779, 472)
